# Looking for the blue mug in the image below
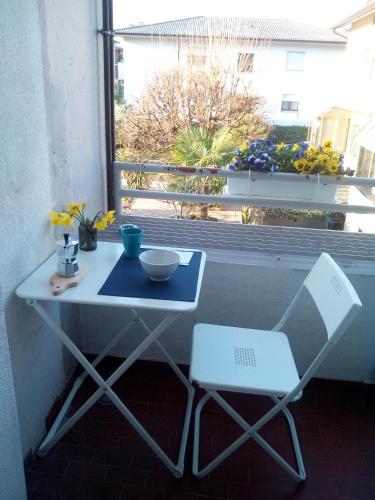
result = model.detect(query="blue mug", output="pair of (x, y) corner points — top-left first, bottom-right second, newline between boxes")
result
(120, 226), (143, 258)
(118, 224), (138, 235)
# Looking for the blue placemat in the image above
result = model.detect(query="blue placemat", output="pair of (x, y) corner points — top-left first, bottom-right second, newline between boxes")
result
(98, 249), (202, 302)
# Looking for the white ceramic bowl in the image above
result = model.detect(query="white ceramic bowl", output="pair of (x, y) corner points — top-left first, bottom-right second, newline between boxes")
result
(139, 249), (181, 282)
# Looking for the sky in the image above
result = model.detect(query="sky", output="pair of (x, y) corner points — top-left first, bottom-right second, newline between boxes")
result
(113, 0), (367, 29)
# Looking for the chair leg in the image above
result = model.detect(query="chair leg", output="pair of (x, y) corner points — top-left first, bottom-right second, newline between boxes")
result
(192, 393), (211, 477)
(192, 390), (306, 481)
(272, 396), (306, 480)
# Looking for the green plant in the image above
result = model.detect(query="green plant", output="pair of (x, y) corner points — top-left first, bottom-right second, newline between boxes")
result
(167, 126), (235, 219)
(123, 171), (152, 191)
(263, 208), (329, 222)
(267, 125), (308, 144)
(171, 126), (236, 167)
(115, 148), (153, 212)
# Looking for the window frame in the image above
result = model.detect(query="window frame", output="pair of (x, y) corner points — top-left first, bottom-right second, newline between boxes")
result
(102, 0), (116, 210)
(104, 0), (375, 235)
(281, 94), (299, 112)
(237, 52), (254, 73)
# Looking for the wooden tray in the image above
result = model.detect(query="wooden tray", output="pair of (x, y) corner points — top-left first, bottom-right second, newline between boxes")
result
(49, 268), (88, 296)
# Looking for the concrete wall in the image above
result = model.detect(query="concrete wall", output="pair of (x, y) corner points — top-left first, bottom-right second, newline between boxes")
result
(0, 287), (26, 500)
(81, 261), (375, 383)
(120, 36), (345, 126)
(0, 0), (105, 474)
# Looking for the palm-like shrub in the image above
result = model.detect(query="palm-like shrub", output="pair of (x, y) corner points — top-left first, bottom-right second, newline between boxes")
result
(171, 126), (237, 168)
(167, 126), (236, 219)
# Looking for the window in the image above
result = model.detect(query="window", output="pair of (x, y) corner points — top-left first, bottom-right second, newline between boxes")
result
(237, 53), (254, 72)
(286, 51), (305, 71)
(187, 54), (206, 66)
(114, 45), (124, 80)
(108, 1), (375, 234)
(357, 147), (375, 178)
(281, 94), (299, 111)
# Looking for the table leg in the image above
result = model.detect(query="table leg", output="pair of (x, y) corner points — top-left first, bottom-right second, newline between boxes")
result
(27, 300), (191, 477)
(131, 309), (195, 473)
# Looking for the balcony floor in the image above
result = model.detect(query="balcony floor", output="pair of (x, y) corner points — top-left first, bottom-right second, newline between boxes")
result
(26, 358), (375, 500)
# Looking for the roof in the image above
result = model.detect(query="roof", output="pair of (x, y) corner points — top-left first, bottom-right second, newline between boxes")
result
(116, 16), (346, 44)
(332, 2), (375, 29)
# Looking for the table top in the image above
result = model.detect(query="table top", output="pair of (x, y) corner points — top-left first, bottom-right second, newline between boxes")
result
(16, 242), (206, 312)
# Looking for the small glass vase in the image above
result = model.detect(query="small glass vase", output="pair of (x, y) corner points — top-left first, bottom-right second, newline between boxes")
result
(79, 224), (97, 251)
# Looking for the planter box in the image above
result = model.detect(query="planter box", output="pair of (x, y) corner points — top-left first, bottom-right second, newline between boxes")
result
(226, 172), (339, 202)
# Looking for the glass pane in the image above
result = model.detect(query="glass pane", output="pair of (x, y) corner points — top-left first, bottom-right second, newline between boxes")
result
(112, 2), (375, 232)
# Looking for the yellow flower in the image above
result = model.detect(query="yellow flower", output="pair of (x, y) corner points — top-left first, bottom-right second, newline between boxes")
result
(67, 202), (85, 215)
(106, 210), (116, 224)
(294, 159), (306, 172)
(322, 139), (333, 149)
(323, 146), (332, 154)
(317, 154), (330, 166)
(276, 143), (285, 151)
(94, 218), (107, 231)
(328, 158), (339, 167)
(60, 213), (74, 227)
(306, 146), (319, 159)
(305, 161), (315, 173)
(292, 144), (300, 152)
(327, 161), (339, 174)
(49, 211), (61, 225)
(49, 211), (73, 226)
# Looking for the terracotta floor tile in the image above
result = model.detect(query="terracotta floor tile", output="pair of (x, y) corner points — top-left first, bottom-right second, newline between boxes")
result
(27, 360), (375, 500)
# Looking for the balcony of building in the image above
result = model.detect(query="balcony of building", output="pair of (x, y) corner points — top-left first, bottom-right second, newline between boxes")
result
(1, 1), (375, 500)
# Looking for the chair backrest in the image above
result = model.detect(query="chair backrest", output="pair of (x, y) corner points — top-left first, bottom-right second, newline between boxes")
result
(303, 253), (362, 344)
(276, 253), (362, 402)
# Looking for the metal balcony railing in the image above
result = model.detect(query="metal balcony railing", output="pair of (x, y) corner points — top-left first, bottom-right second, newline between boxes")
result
(113, 161), (375, 215)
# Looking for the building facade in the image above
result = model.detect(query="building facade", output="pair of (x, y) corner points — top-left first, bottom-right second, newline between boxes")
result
(309, 2), (375, 232)
(115, 17), (346, 126)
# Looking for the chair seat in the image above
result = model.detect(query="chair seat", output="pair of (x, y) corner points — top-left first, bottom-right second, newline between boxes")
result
(190, 323), (300, 397)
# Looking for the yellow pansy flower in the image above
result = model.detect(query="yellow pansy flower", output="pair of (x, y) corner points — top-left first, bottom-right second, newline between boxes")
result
(306, 146), (319, 158)
(322, 139), (333, 149)
(317, 154), (330, 166)
(328, 161), (339, 173)
(292, 144), (300, 152)
(305, 161), (315, 172)
(294, 159), (306, 172)
(276, 143), (286, 151)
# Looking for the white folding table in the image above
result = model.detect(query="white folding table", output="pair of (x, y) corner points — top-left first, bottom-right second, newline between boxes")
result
(16, 241), (206, 478)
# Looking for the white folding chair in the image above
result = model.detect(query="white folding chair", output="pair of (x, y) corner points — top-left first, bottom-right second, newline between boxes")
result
(190, 253), (362, 480)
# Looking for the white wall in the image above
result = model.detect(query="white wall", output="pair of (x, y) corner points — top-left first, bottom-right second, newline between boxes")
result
(0, 287), (26, 500)
(256, 42), (345, 126)
(0, 0), (105, 474)
(81, 260), (375, 384)
(334, 20), (375, 114)
(120, 36), (345, 126)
